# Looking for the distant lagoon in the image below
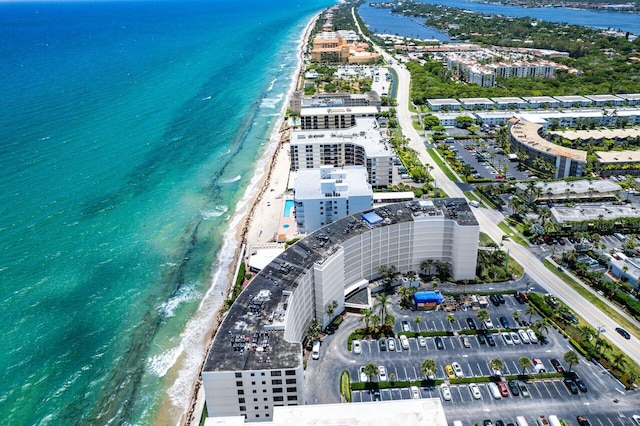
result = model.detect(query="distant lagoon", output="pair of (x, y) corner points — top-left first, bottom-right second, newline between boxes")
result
(361, 0), (640, 40)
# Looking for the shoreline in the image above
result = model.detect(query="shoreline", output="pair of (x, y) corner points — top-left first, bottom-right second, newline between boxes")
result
(163, 12), (319, 426)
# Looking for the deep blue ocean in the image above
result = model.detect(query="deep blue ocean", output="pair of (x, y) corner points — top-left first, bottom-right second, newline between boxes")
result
(0, 0), (333, 424)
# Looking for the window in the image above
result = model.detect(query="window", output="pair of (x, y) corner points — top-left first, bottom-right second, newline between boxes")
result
(261, 381), (266, 385)
(263, 398), (268, 401)
(273, 388), (282, 393)
(272, 379), (282, 385)
(264, 406), (269, 409)
(287, 387), (296, 393)
(255, 414), (260, 418)
(285, 379), (296, 384)
(238, 398), (245, 404)
(236, 381), (242, 387)
(250, 373), (255, 377)
(261, 372), (265, 376)
(239, 407), (246, 412)
(253, 398), (257, 402)
(254, 407), (258, 410)
(270, 371), (281, 377)
(252, 390), (256, 394)
(235, 373), (242, 378)
(237, 390), (244, 395)
(266, 414), (270, 418)
(274, 396), (284, 402)
(287, 395), (298, 401)
(263, 389), (267, 393)
(251, 381), (255, 385)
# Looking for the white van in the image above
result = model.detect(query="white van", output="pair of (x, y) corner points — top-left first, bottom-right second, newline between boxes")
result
(453, 421), (464, 426)
(516, 416), (529, 426)
(469, 200), (480, 208)
(614, 232), (627, 241)
(487, 382), (502, 399)
(311, 341), (320, 360)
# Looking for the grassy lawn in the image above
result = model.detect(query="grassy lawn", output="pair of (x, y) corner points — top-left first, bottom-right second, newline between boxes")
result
(412, 120), (422, 130)
(464, 190), (482, 205)
(543, 259), (639, 338)
(498, 221), (528, 246)
(479, 232), (496, 247)
(427, 148), (460, 183)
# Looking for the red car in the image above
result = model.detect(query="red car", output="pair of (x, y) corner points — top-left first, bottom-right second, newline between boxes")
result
(497, 381), (509, 397)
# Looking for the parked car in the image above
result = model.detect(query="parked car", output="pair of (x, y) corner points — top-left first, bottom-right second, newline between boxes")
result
(417, 335), (427, 347)
(508, 380), (520, 396)
(517, 380), (530, 398)
(564, 377), (579, 394)
(551, 359), (565, 373)
(410, 386), (421, 399)
(576, 415), (592, 426)
(353, 340), (362, 355)
(452, 362), (464, 378)
(373, 389), (381, 401)
(378, 338), (386, 351)
(467, 317), (477, 330)
(500, 316), (511, 329)
(490, 294), (501, 306)
(445, 364), (456, 380)
(312, 341), (320, 360)
(497, 381), (509, 397)
(401, 320), (411, 332)
(502, 332), (514, 345)
(496, 294), (506, 304)
(487, 382), (502, 399)
(469, 383), (481, 399)
(378, 365), (387, 382)
(518, 329), (531, 344)
(399, 334), (409, 350)
(514, 293), (525, 304)
(532, 358), (546, 373)
(484, 318), (494, 329)
(527, 329), (539, 344)
(359, 366), (368, 382)
(435, 336), (445, 350)
(572, 374), (588, 392)
(485, 333), (496, 346)
(510, 331), (521, 345)
(477, 333), (487, 345)
(441, 384), (452, 401)
(462, 336), (471, 348)
(615, 327), (631, 339)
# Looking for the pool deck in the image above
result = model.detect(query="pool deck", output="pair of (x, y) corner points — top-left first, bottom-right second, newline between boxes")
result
(277, 197), (298, 242)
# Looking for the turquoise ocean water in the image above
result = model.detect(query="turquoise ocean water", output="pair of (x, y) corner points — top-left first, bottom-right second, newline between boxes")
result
(0, 0), (333, 424)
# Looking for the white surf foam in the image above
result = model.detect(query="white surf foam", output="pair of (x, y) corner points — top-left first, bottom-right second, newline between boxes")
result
(221, 174), (241, 184)
(200, 205), (228, 220)
(147, 345), (184, 378)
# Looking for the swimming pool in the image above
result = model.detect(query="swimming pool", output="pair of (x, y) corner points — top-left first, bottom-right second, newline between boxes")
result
(283, 199), (294, 218)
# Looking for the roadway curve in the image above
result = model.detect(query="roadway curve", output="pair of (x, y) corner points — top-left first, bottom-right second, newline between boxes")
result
(352, 7), (640, 368)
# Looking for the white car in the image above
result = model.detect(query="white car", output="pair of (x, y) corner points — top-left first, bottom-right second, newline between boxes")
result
(632, 415), (640, 426)
(518, 329), (531, 344)
(359, 366), (368, 382)
(484, 318), (494, 329)
(410, 385), (421, 399)
(378, 365), (387, 382)
(440, 384), (452, 401)
(387, 338), (396, 351)
(527, 329), (539, 344)
(502, 332), (513, 345)
(469, 383), (482, 400)
(399, 334), (410, 350)
(312, 341), (320, 359)
(353, 340), (362, 354)
(417, 336), (427, 347)
(452, 362), (464, 378)
(510, 331), (521, 345)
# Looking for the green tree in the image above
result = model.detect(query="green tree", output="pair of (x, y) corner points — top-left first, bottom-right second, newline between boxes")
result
(477, 309), (490, 329)
(454, 115), (474, 129)
(326, 300), (338, 319)
(364, 363), (379, 382)
(490, 358), (504, 376)
(421, 358), (437, 379)
(518, 356), (531, 374)
(370, 314), (381, 332)
(563, 350), (580, 372)
(375, 293), (389, 324)
(414, 316), (422, 331)
(446, 313), (456, 332)
(360, 308), (373, 332)
(423, 114), (441, 130)
(612, 353), (627, 371)
(306, 318), (322, 343)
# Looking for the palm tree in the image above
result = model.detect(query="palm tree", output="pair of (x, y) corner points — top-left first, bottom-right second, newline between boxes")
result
(563, 350), (580, 372)
(535, 318), (551, 336)
(526, 305), (537, 321)
(421, 358), (437, 380)
(360, 308), (373, 332)
(580, 327), (595, 343)
(446, 313), (456, 332)
(325, 300), (338, 319)
(518, 356), (531, 374)
(490, 358), (504, 377)
(375, 293), (389, 324)
(612, 353), (627, 371)
(370, 314), (381, 333)
(477, 309), (490, 329)
(414, 316), (422, 332)
(364, 362), (379, 382)
(512, 310), (520, 325)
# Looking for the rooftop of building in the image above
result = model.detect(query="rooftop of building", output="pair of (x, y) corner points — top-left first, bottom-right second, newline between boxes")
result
(291, 116), (392, 158)
(553, 95), (592, 103)
(515, 179), (621, 195)
(595, 150), (640, 164)
(491, 97), (526, 104)
(522, 96), (559, 103)
(551, 203), (640, 223)
(584, 94), (624, 102)
(204, 399), (448, 426)
(617, 94), (640, 101)
(550, 128), (640, 141)
(427, 98), (461, 106)
(458, 97), (493, 104)
(293, 166), (372, 200)
(510, 120), (587, 162)
(203, 199), (477, 373)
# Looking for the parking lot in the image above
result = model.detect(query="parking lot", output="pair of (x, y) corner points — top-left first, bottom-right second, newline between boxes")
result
(440, 137), (531, 182)
(304, 291), (638, 425)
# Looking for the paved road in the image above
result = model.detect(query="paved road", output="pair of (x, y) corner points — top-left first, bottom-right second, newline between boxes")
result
(351, 7), (640, 367)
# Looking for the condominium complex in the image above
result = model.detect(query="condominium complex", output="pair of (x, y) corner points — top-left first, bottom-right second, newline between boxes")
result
(298, 105), (378, 130)
(289, 115), (395, 188)
(289, 91), (381, 116)
(446, 53), (557, 87)
(292, 166), (373, 234)
(202, 199), (479, 422)
(310, 31), (380, 64)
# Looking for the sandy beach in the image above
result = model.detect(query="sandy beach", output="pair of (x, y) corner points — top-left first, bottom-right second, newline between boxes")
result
(173, 13), (318, 426)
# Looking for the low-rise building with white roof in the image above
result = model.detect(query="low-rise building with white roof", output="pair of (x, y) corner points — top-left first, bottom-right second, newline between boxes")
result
(522, 96), (559, 109)
(427, 98), (461, 111)
(459, 97), (494, 110)
(553, 95), (593, 108)
(514, 179), (621, 202)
